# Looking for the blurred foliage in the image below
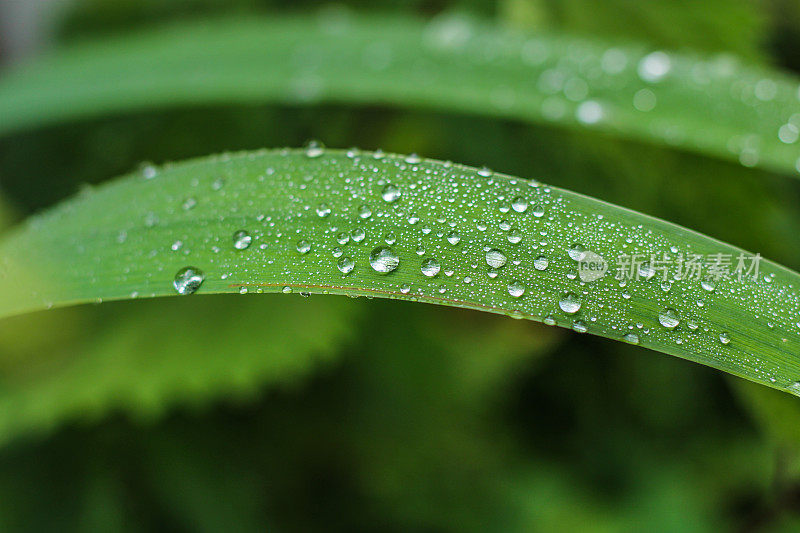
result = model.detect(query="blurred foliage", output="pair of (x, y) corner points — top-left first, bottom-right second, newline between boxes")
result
(0, 0), (800, 531)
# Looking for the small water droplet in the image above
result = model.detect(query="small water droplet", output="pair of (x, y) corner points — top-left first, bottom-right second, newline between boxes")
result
(508, 280), (526, 298)
(447, 231), (461, 245)
(572, 320), (588, 333)
(305, 140), (325, 158)
(382, 184), (402, 203)
(701, 280), (716, 292)
(533, 256), (549, 270)
(173, 267), (204, 295)
(532, 205), (545, 218)
(316, 204), (332, 217)
(719, 332), (731, 345)
(358, 204), (372, 218)
(658, 308), (680, 329)
(297, 240), (311, 254)
(623, 333), (640, 344)
(511, 197), (528, 213)
(370, 246), (400, 273)
(544, 314), (557, 326)
(351, 228), (366, 242)
(233, 230), (252, 250)
(559, 293), (581, 314)
(404, 153), (421, 164)
(477, 166), (493, 177)
(338, 256), (355, 274)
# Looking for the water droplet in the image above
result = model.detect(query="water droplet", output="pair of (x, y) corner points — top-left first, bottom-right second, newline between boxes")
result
(624, 333), (640, 344)
(511, 197), (528, 213)
(351, 228), (366, 242)
(572, 320), (588, 333)
(421, 258), (441, 277)
(233, 230), (252, 250)
(638, 51), (671, 82)
(382, 184), (402, 203)
(658, 308), (680, 329)
(173, 267), (204, 295)
(508, 280), (526, 298)
(533, 256), (549, 270)
(400, 284), (411, 294)
(532, 205), (545, 218)
(305, 140), (325, 158)
(297, 240), (311, 254)
(576, 100), (604, 125)
(281, 286), (292, 294)
(370, 246), (400, 273)
(316, 204), (331, 217)
(559, 293), (581, 314)
(507, 229), (522, 244)
(337, 256), (355, 274)
(358, 204), (372, 218)
(447, 231), (461, 245)
(485, 249), (507, 268)
(544, 314), (557, 326)
(701, 280), (715, 292)
(567, 245), (586, 261)
(404, 153), (421, 164)
(477, 166), (493, 177)
(719, 332), (731, 345)
(182, 197), (197, 210)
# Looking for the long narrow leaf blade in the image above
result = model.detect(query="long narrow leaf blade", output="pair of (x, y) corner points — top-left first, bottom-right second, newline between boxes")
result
(0, 15), (799, 175)
(0, 148), (798, 396)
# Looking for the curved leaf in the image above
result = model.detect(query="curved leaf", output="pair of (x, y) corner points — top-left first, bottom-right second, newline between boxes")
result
(0, 148), (798, 397)
(0, 14), (799, 175)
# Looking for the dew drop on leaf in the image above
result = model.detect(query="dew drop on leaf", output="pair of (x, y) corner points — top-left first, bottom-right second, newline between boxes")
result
(337, 256), (355, 274)
(658, 308), (680, 329)
(233, 230), (252, 250)
(508, 280), (526, 298)
(559, 292), (582, 314)
(485, 249), (507, 268)
(421, 258), (441, 277)
(369, 246), (400, 273)
(173, 267), (204, 295)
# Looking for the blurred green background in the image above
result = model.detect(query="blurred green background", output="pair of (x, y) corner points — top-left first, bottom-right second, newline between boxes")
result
(2, 0), (800, 531)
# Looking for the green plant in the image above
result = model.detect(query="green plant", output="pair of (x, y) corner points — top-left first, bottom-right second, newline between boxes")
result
(2, 3), (800, 531)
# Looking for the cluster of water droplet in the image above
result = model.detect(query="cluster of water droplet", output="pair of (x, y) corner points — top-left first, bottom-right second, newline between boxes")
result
(97, 146), (800, 393)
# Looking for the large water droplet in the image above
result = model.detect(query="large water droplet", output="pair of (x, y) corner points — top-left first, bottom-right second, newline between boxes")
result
(173, 267), (204, 295)
(572, 320), (588, 333)
(559, 293), (581, 314)
(421, 258), (441, 277)
(233, 230), (252, 250)
(485, 249), (507, 268)
(533, 256), (549, 270)
(658, 308), (680, 329)
(370, 246), (400, 273)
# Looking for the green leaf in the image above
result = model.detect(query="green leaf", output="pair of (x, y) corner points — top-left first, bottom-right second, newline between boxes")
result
(0, 14), (799, 176)
(0, 295), (359, 445)
(0, 147), (798, 398)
